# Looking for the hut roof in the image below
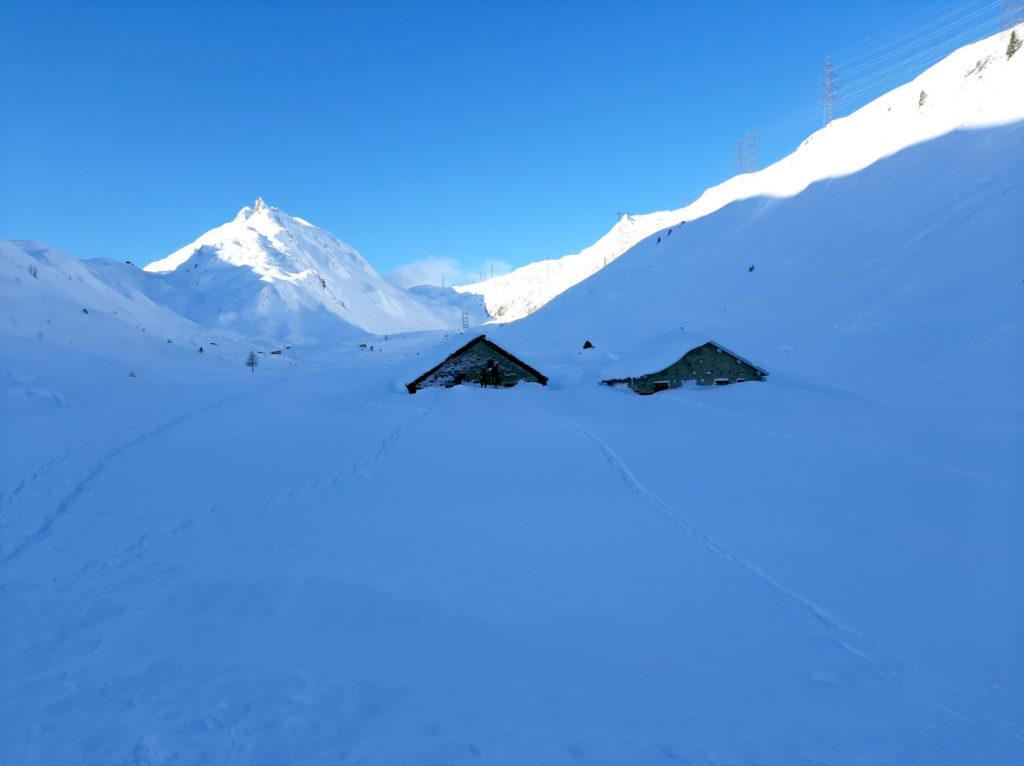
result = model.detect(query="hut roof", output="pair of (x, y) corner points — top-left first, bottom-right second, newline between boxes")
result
(406, 334), (549, 393)
(600, 329), (768, 381)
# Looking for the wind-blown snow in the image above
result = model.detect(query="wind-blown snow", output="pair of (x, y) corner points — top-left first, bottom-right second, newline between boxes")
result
(457, 26), (1024, 322)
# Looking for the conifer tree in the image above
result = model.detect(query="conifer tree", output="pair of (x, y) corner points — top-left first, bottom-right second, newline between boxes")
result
(1008, 30), (1021, 60)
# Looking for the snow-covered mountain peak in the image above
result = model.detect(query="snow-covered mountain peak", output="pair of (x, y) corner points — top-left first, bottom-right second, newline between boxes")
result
(231, 197), (284, 225)
(140, 202), (465, 340)
(145, 199), (367, 279)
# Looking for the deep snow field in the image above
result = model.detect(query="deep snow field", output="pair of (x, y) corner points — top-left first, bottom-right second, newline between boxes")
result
(2, 26), (1024, 766)
(1, 328), (1022, 764)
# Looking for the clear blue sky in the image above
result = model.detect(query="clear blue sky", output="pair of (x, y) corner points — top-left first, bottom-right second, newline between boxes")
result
(0, 0), (990, 281)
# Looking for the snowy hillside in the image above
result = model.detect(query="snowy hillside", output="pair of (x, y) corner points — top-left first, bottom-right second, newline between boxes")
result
(498, 120), (1024, 393)
(141, 198), (462, 341)
(458, 26), (1024, 322)
(0, 240), (242, 359)
(1, 27), (1023, 766)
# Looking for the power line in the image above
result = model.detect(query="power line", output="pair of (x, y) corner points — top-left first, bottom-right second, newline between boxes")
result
(837, 18), (1003, 101)
(829, 0), (996, 63)
(751, 1), (1004, 141)
(835, 2), (1002, 79)
(1003, 0), (1024, 27)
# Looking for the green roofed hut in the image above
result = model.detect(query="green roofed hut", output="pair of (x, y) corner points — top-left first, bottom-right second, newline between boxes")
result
(406, 334), (548, 394)
(601, 332), (767, 395)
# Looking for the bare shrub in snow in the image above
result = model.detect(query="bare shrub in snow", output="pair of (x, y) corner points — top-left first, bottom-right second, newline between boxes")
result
(246, 351), (259, 373)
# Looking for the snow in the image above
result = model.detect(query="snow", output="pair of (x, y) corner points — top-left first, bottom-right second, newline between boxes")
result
(140, 199), (467, 341)
(0, 240), (240, 356)
(497, 119), (1024, 399)
(457, 25), (1024, 323)
(1, 26), (1023, 766)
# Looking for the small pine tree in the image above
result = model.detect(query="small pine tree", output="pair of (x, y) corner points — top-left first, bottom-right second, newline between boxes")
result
(246, 351), (259, 373)
(1009, 30), (1022, 60)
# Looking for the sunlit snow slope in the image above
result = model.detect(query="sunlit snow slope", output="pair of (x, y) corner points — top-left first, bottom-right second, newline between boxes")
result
(142, 198), (460, 340)
(0, 240), (239, 358)
(458, 26), (1024, 322)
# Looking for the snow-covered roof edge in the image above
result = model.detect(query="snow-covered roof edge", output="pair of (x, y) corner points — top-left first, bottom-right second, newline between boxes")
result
(599, 330), (769, 380)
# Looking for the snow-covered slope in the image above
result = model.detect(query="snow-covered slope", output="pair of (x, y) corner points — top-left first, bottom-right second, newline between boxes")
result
(0, 239), (256, 414)
(0, 240), (229, 356)
(498, 125), (1024, 396)
(457, 212), (684, 320)
(141, 199), (460, 341)
(458, 26), (1024, 322)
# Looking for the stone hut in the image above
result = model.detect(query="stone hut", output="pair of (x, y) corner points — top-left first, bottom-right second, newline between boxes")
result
(603, 339), (767, 395)
(406, 335), (548, 394)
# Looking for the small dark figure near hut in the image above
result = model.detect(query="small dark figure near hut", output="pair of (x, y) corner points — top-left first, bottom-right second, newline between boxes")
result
(479, 359), (501, 387)
(406, 335), (548, 394)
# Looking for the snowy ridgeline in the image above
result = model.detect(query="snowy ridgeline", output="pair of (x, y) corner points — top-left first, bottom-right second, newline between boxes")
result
(1, 26), (1023, 766)
(22, 196), (483, 346)
(138, 199), (490, 341)
(455, 26), (1024, 322)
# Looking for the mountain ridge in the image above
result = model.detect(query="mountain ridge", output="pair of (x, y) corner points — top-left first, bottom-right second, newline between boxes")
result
(455, 25), (1024, 322)
(138, 198), (472, 341)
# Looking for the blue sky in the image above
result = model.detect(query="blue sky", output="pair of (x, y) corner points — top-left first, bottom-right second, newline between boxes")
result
(0, 0), (992, 282)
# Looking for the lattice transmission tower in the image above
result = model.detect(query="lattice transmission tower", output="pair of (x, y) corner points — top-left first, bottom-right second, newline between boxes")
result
(736, 131), (760, 173)
(822, 57), (837, 127)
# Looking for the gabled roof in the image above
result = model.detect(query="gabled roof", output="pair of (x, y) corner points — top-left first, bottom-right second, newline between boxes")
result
(700, 341), (769, 376)
(599, 329), (768, 380)
(406, 334), (549, 393)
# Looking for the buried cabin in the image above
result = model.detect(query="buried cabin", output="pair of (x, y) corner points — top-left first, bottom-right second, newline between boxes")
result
(603, 340), (767, 395)
(406, 335), (548, 394)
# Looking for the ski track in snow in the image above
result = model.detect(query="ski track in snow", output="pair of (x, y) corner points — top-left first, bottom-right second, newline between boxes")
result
(0, 378), (286, 566)
(558, 417), (903, 671)
(261, 389), (441, 508)
(0, 450), (73, 507)
(559, 416), (1024, 744)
